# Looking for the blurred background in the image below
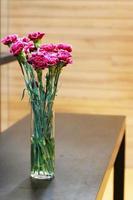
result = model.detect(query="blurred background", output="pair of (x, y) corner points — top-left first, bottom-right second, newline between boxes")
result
(0, 0), (133, 199)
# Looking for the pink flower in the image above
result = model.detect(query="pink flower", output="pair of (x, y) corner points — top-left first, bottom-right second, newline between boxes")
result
(10, 41), (24, 56)
(45, 52), (58, 66)
(39, 44), (57, 52)
(23, 41), (35, 54)
(57, 43), (72, 52)
(19, 37), (35, 54)
(1, 34), (18, 45)
(28, 52), (48, 70)
(21, 37), (30, 43)
(28, 32), (45, 41)
(57, 50), (72, 65)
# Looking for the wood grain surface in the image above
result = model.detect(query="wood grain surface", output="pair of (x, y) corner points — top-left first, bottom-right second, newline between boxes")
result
(1, 0), (133, 168)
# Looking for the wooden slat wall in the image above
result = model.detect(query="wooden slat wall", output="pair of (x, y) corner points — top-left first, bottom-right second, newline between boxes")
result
(1, 0), (133, 167)
(1, 0), (9, 131)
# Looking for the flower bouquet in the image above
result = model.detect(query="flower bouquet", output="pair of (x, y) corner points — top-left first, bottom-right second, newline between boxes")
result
(1, 32), (72, 179)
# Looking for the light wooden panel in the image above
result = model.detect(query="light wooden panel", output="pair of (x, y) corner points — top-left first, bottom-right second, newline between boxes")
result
(1, 0), (9, 131)
(102, 168), (133, 200)
(1, 0), (133, 168)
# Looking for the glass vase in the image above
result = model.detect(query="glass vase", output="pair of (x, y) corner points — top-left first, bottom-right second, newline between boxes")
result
(30, 101), (55, 180)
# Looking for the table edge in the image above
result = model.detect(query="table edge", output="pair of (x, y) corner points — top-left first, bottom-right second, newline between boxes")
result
(96, 117), (126, 200)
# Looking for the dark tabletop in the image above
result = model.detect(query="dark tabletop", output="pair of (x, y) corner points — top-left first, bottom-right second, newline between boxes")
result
(0, 53), (16, 65)
(0, 113), (125, 200)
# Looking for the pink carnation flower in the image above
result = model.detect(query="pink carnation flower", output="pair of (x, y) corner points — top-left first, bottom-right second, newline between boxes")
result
(39, 44), (57, 52)
(10, 41), (24, 56)
(19, 37), (35, 54)
(28, 52), (48, 70)
(1, 34), (18, 45)
(23, 41), (35, 54)
(57, 43), (72, 52)
(28, 32), (45, 41)
(45, 52), (58, 66)
(21, 37), (30, 43)
(57, 50), (72, 65)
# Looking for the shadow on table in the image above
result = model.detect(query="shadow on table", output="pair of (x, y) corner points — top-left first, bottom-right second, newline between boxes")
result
(2, 177), (54, 200)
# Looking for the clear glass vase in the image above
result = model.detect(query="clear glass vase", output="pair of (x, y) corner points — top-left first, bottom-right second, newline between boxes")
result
(30, 101), (55, 180)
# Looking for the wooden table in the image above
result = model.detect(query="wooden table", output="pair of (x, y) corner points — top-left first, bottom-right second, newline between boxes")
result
(0, 53), (16, 65)
(0, 113), (126, 200)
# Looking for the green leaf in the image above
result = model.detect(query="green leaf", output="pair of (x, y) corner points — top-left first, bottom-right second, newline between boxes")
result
(21, 88), (26, 101)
